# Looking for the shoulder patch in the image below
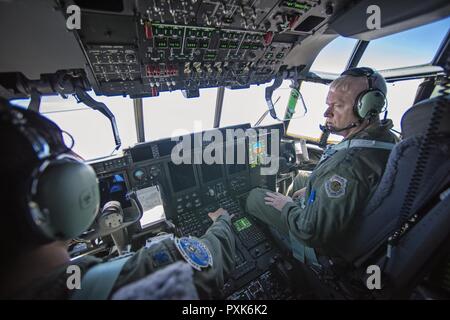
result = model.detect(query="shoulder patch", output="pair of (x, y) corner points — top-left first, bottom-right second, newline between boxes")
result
(174, 237), (213, 271)
(324, 175), (348, 198)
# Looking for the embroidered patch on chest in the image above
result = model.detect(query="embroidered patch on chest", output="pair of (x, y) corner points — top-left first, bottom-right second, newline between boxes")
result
(324, 175), (348, 198)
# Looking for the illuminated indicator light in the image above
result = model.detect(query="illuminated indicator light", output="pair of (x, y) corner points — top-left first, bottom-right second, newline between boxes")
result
(219, 41), (228, 49)
(228, 42), (238, 49)
(154, 66), (160, 76)
(204, 53), (217, 60)
(200, 41), (209, 49)
(282, 1), (311, 10)
(146, 65), (153, 76)
(169, 39), (181, 48)
(263, 31), (274, 46)
(153, 27), (162, 35)
(144, 22), (153, 40)
(186, 39), (197, 48)
(156, 39), (168, 48)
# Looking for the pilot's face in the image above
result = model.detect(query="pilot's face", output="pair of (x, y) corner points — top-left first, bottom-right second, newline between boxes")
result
(324, 80), (365, 137)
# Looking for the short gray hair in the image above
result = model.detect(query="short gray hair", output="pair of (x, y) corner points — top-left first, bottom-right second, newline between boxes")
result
(330, 70), (387, 96)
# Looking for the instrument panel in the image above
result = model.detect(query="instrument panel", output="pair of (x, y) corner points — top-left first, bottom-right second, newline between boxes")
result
(76, 0), (333, 97)
(88, 123), (293, 298)
(90, 123), (282, 228)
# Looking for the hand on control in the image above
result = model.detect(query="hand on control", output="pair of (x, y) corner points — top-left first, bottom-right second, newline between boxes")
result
(208, 208), (230, 222)
(264, 192), (293, 212)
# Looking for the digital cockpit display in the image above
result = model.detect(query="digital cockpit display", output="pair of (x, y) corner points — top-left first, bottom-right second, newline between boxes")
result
(249, 138), (267, 167)
(99, 173), (131, 208)
(201, 163), (223, 183)
(168, 162), (197, 192)
(226, 139), (247, 175)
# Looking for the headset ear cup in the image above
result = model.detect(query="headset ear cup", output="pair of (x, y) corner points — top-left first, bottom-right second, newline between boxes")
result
(353, 90), (367, 119)
(30, 158), (100, 240)
(356, 90), (386, 119)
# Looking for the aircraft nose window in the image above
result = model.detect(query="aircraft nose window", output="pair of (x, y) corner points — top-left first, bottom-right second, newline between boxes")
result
(142, 89), (216, 141)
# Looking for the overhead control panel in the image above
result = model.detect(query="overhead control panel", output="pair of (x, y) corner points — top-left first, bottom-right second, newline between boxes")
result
(76, 0), (334, 98)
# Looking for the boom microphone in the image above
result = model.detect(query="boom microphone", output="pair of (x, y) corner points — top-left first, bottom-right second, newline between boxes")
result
(322, 120), (362, 134)
(319, 124), (330, 147)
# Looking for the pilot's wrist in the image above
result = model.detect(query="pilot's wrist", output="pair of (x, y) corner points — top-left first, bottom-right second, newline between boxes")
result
(281, 201), (298, 226)
(215, 213), (231, 225)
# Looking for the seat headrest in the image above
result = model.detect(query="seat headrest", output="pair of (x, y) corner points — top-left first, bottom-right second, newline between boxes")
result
(401, 96), (450, 139)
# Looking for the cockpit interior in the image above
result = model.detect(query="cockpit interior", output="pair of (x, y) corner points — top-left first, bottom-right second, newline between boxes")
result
(1, 0), (449, 300)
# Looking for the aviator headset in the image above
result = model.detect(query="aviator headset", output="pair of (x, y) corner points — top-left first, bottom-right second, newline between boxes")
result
(0, 100), (100, 242)
(340, 67), (387, 120)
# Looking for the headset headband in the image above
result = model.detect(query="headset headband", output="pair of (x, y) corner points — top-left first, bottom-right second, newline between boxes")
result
(340, 67), (387, 119)
(341, 67), (375, 89)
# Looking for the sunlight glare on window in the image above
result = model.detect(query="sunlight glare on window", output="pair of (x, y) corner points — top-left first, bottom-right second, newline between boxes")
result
(142, 89), (217, 141)
(221, 81), (293, 128)
(37, 93), (137, 160)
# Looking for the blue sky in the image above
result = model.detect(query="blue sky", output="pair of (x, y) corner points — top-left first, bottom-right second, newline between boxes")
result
(358, 16), (450, 69)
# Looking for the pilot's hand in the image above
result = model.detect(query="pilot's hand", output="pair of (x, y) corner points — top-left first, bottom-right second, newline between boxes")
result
(265, 192), (293, 212)
(208, 208), (229, 222)
(292, 188), (306, 201)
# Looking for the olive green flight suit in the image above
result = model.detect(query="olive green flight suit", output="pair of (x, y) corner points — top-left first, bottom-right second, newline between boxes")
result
(246, 119), (398, 263)
(286, 170), (311, 197)
(9, 215), (235, 299)
(113, 215), (235, 299)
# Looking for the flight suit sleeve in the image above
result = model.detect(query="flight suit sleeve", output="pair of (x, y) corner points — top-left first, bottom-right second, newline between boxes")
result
(199, 214), (236, 285)
(112, 216), (236, 299)
(286, 170), (311, 196)
(182, 214), (236, 299)
(281, 158), (372, 248)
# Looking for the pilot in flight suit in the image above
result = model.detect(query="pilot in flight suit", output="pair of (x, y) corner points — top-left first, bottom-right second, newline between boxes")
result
(13, 212), (236, 300)
(0, 100), (235, 300)
(246, 67), (398, 263)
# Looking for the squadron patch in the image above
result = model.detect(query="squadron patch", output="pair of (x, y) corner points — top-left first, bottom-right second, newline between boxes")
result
(325, 175), (347, 198)
(174, 237), (213, 271)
